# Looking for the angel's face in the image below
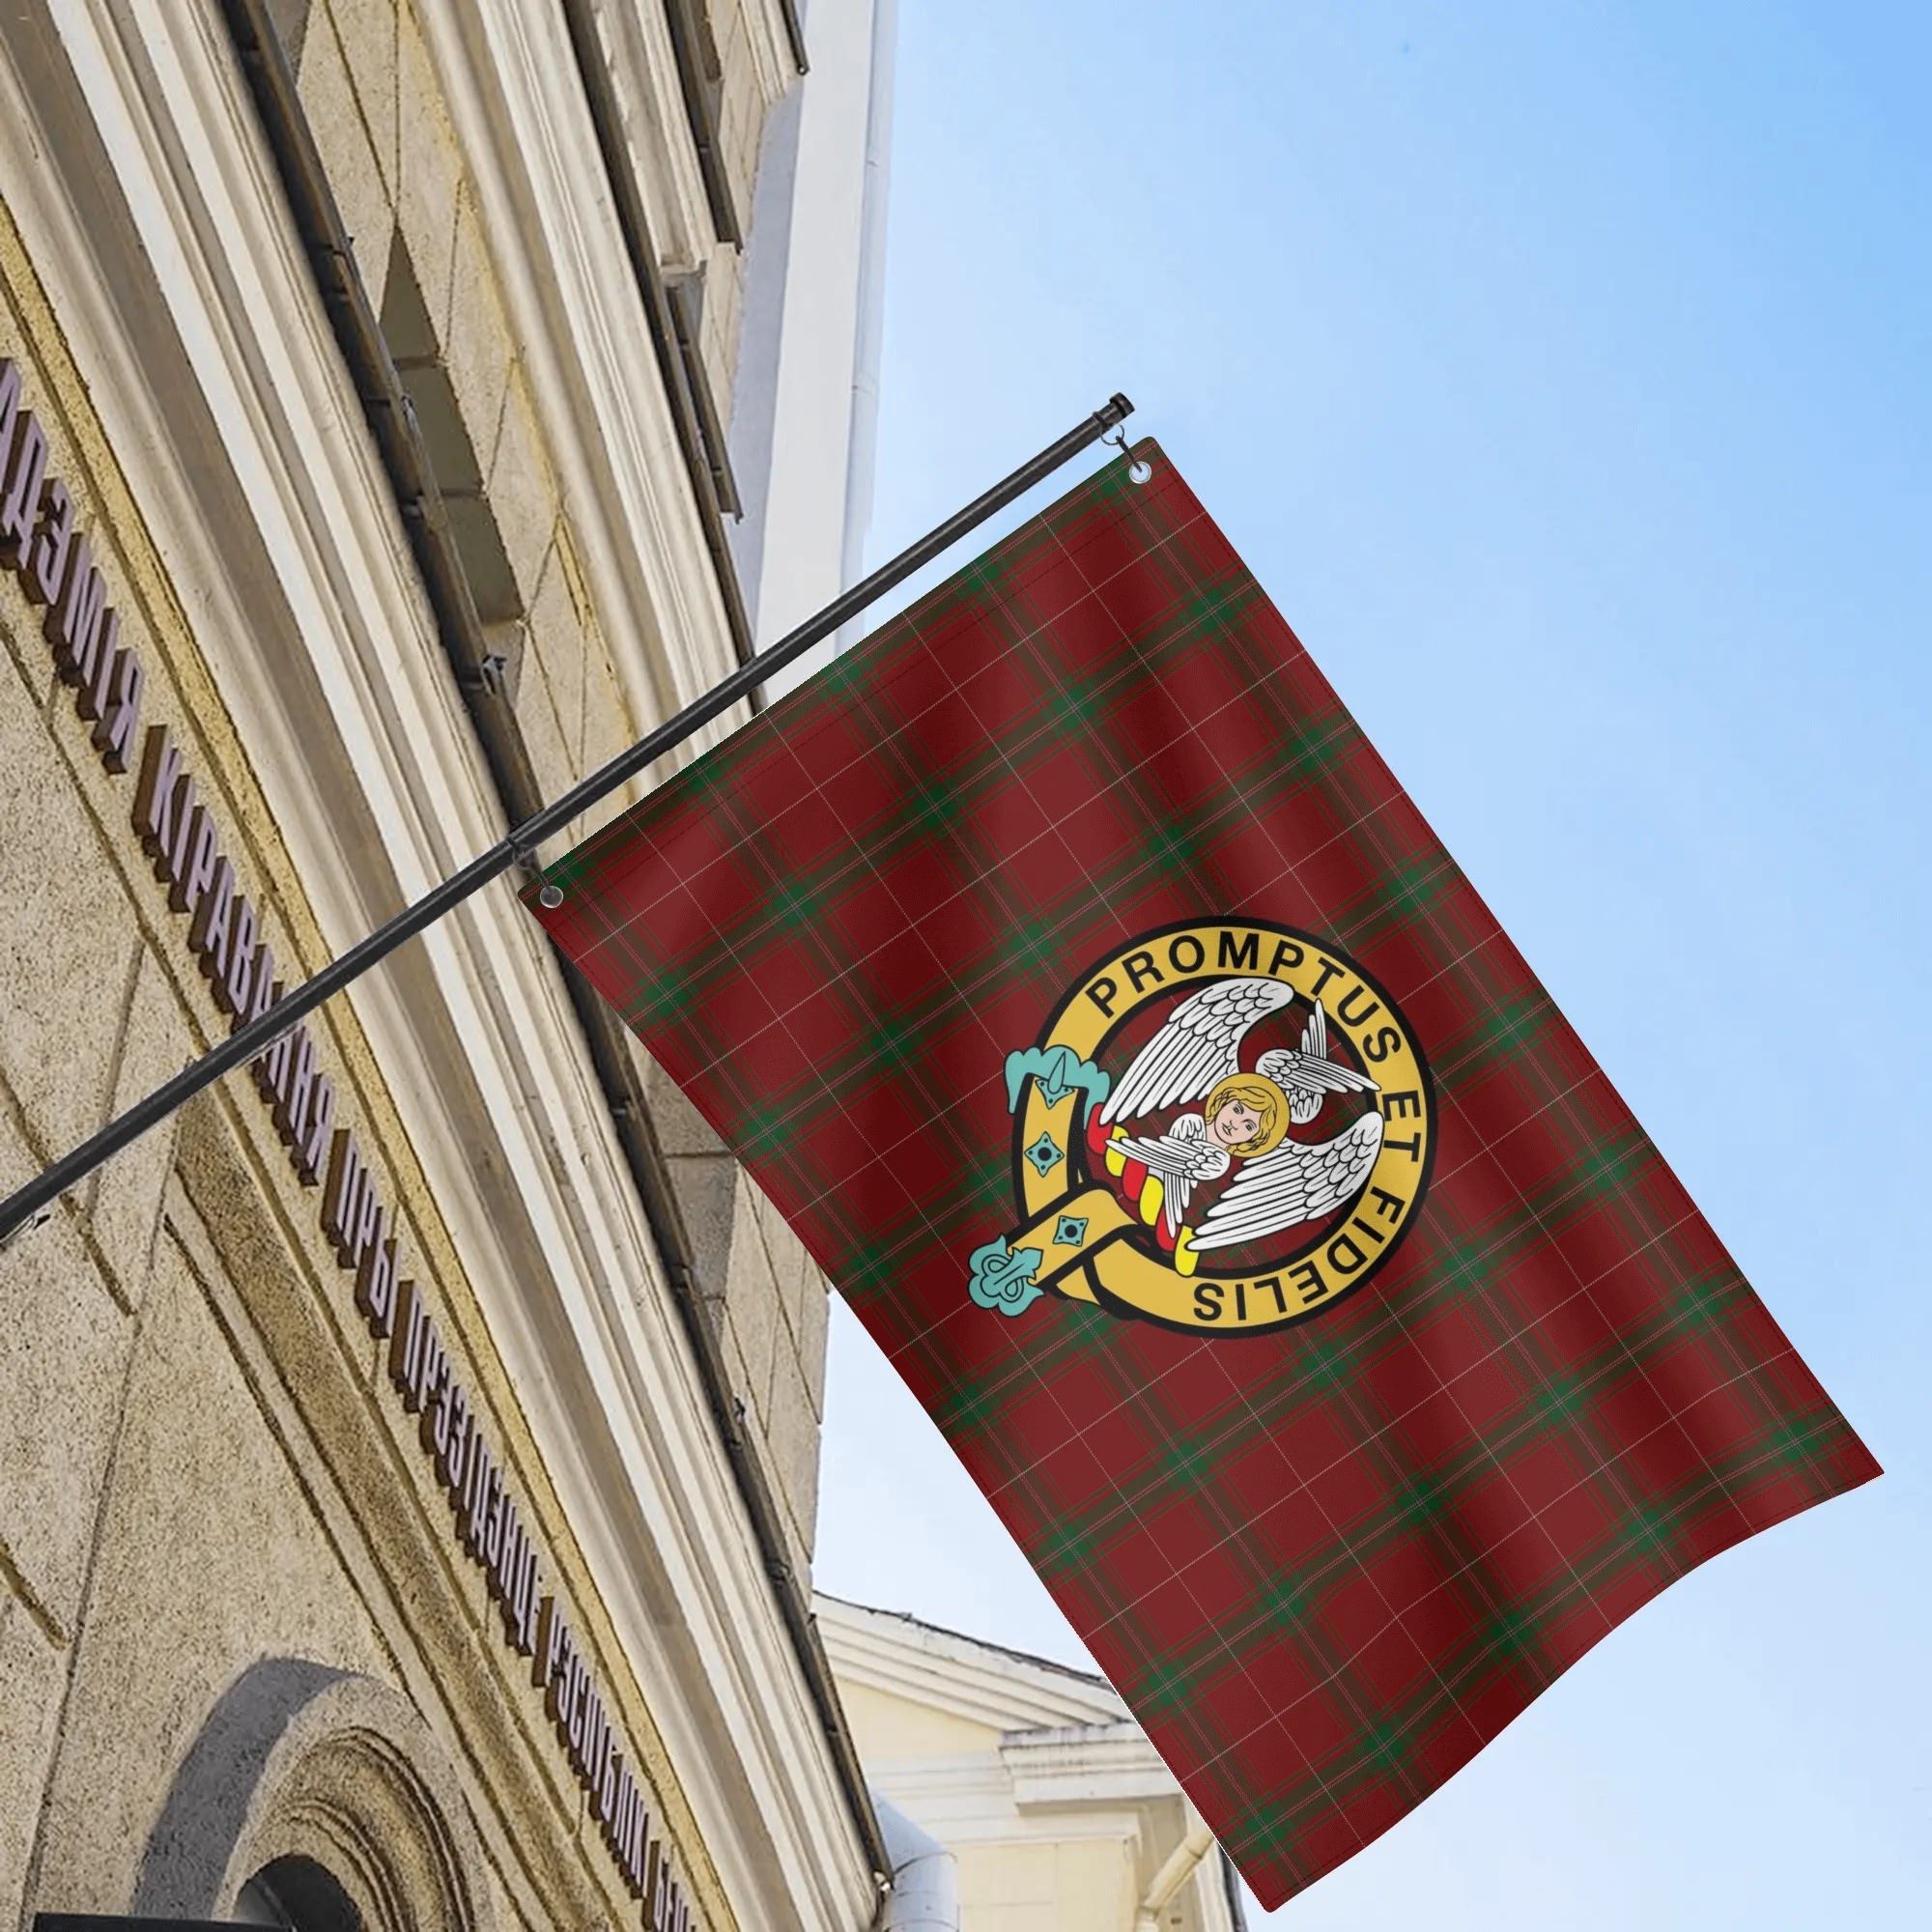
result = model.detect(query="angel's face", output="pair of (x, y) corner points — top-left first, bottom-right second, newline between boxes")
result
(1208, 1096), (1262, 1151)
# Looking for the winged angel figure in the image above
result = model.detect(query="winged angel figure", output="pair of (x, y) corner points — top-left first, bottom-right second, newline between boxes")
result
(1094, 977), (1383, 1257)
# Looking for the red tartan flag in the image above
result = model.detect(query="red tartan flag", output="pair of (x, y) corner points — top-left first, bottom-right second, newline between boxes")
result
(526, 443), (1877, 1907)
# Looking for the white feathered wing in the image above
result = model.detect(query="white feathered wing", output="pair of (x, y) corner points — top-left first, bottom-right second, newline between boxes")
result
(1098, 977), (1295, 1125)
(1254, 1000), (1381, 1124)
(1188, 1110), (1383, 1253)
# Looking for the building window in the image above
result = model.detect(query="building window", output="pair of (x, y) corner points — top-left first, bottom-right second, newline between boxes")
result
(379, 234), (525, 634)
(662, 0), (741, 246)
(667, 270), (741, 516)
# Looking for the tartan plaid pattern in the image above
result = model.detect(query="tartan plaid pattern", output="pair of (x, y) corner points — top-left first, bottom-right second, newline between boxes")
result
(526, 444), (1878, 1908)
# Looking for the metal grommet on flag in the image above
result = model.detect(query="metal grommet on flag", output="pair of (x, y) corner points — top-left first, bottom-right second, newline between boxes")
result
(1106, 423), (1152, 485)
(514, 845), (565, 909)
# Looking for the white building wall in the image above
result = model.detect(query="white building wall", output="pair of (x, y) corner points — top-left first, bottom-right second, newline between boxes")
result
(730, 0), (897, 694)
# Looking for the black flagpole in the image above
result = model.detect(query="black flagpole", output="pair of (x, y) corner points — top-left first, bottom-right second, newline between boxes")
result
(0, 395), (1134, 1245)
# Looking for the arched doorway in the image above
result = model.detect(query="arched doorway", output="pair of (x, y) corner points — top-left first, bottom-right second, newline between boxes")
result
(234, 1854), (362, 1932)
(136, 1660), (492, 1932)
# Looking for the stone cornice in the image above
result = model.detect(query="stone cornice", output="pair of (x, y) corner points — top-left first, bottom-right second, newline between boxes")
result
(816, 1595), (1130, 1734)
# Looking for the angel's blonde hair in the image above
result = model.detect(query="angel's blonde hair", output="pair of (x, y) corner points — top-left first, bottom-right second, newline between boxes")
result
(1205, 1074), (1289, 1157)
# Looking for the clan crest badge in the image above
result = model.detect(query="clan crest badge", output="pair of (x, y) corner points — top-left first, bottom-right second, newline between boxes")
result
(972, 920), (1435, 1336)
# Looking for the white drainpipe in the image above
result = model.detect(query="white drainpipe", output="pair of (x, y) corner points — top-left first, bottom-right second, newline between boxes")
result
(876, 1794), (959, 1932)
(1134, 1814), (1216, 1932)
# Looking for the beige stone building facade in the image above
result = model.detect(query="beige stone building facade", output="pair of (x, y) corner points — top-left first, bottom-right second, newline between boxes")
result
(0, 2), (895, 1928)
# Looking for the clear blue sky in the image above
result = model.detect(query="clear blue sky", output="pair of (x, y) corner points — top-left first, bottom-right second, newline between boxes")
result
(813, 5), (1931, 1924)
